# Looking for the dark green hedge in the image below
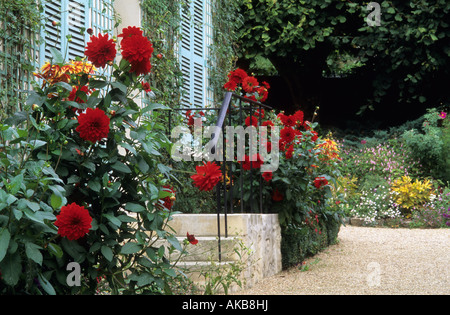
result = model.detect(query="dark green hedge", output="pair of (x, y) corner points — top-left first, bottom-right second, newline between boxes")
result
(281, 218), (341, 270)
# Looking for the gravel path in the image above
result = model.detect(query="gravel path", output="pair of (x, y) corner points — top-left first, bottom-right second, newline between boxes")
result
(237, 225), (450, 295)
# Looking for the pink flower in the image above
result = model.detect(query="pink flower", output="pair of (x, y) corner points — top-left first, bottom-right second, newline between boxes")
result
(439, 112), (447, 119)
(361, 140), (367, 145)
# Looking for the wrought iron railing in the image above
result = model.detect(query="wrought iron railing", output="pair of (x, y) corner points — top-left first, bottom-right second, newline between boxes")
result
(163, 92), (274, 261)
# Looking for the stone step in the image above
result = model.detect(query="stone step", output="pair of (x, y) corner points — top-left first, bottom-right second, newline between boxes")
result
(157, 236), (243, 262)
(175, 261), (245, 294)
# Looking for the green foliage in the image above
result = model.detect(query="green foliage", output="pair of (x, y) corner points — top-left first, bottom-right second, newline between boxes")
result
(401, 108), (447, 181)
(352, 1), (450, 109)
(441, 118), (450, 182)
(0, 0), (43, 120)
(208, 0), (244, 100)
(411, 186), (450, 228)
(141, 0), (184, 109)
(237, 0), (450, 111)
(239, 0), (348, 61)
(280, 218), (340, 270)
(338, 139), (421, 186)
(0, 37), (186, 295)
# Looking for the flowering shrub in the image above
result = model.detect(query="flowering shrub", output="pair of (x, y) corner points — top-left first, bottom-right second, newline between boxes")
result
(213, 68), (344, 229)
(401, 108), (449, 181)
(390, 176), (432, 211)
(339, 140), (421, 185)
(410, 186), (450, 228)
(0, 27), (189, 294)
(349, 186), (402, 225)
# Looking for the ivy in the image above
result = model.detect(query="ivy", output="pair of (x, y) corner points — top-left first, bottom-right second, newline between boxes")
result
(0, 0), (43, 121)
(208, 0), (244, 103)
(140, 0), (185, 110)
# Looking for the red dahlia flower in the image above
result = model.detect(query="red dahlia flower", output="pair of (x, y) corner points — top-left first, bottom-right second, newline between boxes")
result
(294, 110), (304, 124)
(76, 108), (110, 143)
(240, 154), (264, 170)
(262, 171), (273, 182)
(191, 161), (222, 192)
(157, 185), (176, 210)
(186, 232), (198, 245)
(54, 203), (92, 241)
(254, 108), (265, 118)
(242, 76), (259, 93)
(69, 85), (91, 104)
(142, 82), (152, 92)
(245, 115), (258, 127)
(272, 188), (284, 202)
(262, 120), (274, 127)
(280, 126), (296, 143)
(118, 26), (144, 38)
(120, 27), (154, 76)
(285, 144), (294, 159)
(280, 114), (297, 127)
(85, 33), (117, 68)
(314, 176), (328, 189)
(223, 79), (238, 91)
(227, 68), (248, 84)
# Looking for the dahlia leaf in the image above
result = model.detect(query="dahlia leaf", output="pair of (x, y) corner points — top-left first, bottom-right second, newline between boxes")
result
(49, 47), (64, 64)
(101, 245), (114, 262)
(0, 228), (11, 262)
(103, 213), (121, 227)
(25, 242), (43, 265)
(111, 161), (132, 173)
(54, 81), (73, 92)
(120, 242), (141, 255)
(125, 202), (145, 213)
(0, 252), (21, 286)
(88, 179), (101, 192)
(50, 193), (63, 210)
(38, 272), (56, 295)
(47, 243), (63, 258)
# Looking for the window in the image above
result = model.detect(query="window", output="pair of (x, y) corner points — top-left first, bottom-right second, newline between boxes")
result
(179, 0), (213, 108)
(40, 0), (114, 65)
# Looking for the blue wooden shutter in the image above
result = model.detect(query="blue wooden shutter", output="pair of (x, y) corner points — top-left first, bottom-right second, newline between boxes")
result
(180, 0), (206, 108)
(41, 0), (63, 63)
(40, 0), (113, 65)
(67, 0), (89, 60)
(88, 0), (114, 37)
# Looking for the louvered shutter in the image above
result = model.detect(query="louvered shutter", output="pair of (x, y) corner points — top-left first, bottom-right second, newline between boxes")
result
(180, 0), (207, 108)
(40, 0), (113, 65)
(88, 0), (114, 38)
(67, 0), (89, 60)
(41, 0), (63, 63)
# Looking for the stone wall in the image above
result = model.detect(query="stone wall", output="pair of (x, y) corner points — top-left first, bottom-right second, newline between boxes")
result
(168, 213), (282, 292)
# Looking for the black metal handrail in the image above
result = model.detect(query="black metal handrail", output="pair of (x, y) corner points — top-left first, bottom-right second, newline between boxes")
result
(164, 92), (274, 261)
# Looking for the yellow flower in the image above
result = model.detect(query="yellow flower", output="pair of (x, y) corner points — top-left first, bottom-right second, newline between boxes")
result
(33, 59), (96, 86)
(391, 176), (432, 209)
(316, 138), (341, 161)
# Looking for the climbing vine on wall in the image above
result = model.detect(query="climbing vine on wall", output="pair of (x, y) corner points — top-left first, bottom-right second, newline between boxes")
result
(0, 0), (43, 120)
(140, 0), (185, 110)
(140, 0), (242, 108)
(208, 0), (243, 103)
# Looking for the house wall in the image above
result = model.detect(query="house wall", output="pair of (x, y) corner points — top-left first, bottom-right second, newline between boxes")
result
(113, 0), (141, 36)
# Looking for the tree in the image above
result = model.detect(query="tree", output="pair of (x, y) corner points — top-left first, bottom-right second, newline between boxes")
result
(237, 0), (450, 121)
